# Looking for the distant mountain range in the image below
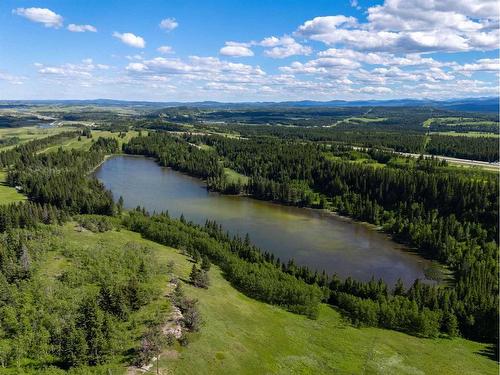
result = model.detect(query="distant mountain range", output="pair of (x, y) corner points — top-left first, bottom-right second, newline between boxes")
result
(1, 96), (498, 112)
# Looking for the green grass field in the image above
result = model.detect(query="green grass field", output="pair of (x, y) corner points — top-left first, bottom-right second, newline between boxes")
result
(166, 262), (496, 375)
(346, 117), (388, 123)
(198, 143), (214, 151)
(331, 117), (387, 127)
(432, 131), (499, 138)
(40, 130), (141, 153)
(423, 117), (498, 130)
(45, 224), (497, 375)
(0, 170), (25, 204)
(0, 127), (140, 154)
(224, 167), (249, 184)
(0, 126), (76, 151)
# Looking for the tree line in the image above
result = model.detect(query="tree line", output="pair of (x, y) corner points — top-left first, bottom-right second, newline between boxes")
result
(0, 130), (81, 167)
(426, 134), (499, 162)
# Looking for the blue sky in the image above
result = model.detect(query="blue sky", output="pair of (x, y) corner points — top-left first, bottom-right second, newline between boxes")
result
(0, 0), (498, 101)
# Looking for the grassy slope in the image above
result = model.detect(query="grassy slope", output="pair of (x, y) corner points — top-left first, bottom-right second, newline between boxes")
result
(0, 126), (75, 151)
(41, 130), (141, 153)
(16, 224), (176, 375)
(0, 170), (25, 204)
(50, 224), (497, 375)
(168, 266), (496, 375)
(224, 167), (249, 184)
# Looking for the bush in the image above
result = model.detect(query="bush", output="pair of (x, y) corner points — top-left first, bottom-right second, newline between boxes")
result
(189, 265), (209, 288)
(76, 215), (114, 232)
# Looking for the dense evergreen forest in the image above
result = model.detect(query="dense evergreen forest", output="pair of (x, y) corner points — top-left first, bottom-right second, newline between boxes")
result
(136, 105), (500, 162)
(124, 133), (499, 343)
(6, 136), (118, 215)
(186, 123), (499, 161)
(427, 134), (499, 161)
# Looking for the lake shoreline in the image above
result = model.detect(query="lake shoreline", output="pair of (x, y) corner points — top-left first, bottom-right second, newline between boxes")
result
(95, 154), (444, 286)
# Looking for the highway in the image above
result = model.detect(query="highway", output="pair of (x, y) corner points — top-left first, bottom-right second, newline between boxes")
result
(351, 146), (499, 171)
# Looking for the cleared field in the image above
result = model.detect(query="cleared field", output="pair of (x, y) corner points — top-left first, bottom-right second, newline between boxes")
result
(0, 126), (75, 150)
(345, 116), (388, 123)
(330, 116), (387, 127)
(432, 131), (499, 138)
(41, 130), (141, 153)
(198, 143), (214, 151)
(224, 167), (249, 184)
(0, 170), (25, 204)
(424, 117), (498, 128)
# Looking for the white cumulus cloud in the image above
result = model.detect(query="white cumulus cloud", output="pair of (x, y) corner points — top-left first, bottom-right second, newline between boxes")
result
(359, 86), (393, 94)
(260, 36), (312, 58)
(0, 71), (25, 85)
(453, 58), (500, 76)
(113, 32), (145, 48)
(220, 42), (254, 57)
(13, 7), (63, 28)
(295, 1), (499, 53)
(67, 24), (97, 32)
(160, 18), (178, 31)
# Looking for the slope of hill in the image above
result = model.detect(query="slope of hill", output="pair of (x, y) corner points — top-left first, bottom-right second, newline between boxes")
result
(4, 221), (494, 375)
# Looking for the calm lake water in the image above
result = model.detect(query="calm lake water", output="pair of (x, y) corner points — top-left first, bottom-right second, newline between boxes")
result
(95, 155), (437, 286)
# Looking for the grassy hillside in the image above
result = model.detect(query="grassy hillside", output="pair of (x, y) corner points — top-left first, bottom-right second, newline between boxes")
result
(224, 167), (249, 185)
(18, 223), (496, 375)
(167, 261), (496, 375)
(0, 126), (75, 151)
(41, 130), (141, 153)
(0, 170), (25, 204)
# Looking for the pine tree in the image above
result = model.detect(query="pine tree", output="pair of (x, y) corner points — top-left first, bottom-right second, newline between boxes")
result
(189, 264), (200, 284)
(393, 278), (405, 296)
(117, 196), (124, 215)
(443, 311), (459, 337)
(61, 323), (88, 367)
(201, 255), (211, 271)
(77, 296), (112, 365)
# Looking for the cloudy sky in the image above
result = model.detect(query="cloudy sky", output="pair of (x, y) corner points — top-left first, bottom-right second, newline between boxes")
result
(1, 0), (499, 101)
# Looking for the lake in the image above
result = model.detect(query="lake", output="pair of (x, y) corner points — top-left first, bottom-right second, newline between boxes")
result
(95, 155), (438, 286)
